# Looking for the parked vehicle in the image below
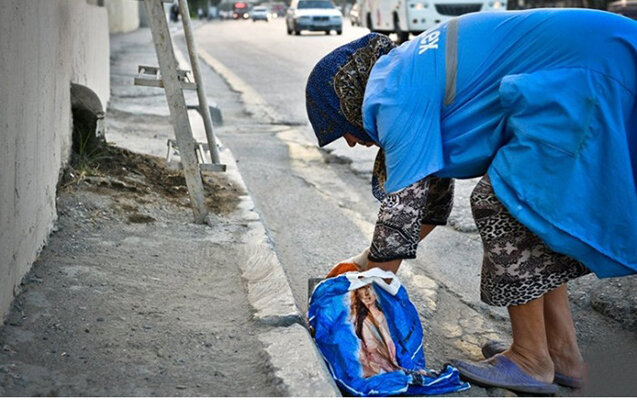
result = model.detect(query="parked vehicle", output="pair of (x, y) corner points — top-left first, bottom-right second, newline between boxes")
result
(358, 0), (506, 43)
(608, 0), (637, 19)
(252, 5), (270, 21)
(286, 0), (343, 35)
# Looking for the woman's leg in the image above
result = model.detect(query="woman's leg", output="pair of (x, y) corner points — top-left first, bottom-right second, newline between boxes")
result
(473, 286), (586, 384)
(500, 296), (555, 383)
(464, 174), (590, 391)
(543, 284), (587, 380)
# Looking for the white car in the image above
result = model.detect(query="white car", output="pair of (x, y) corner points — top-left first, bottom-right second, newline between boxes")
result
(286, 0), (343, 35)
(251, 6), (270, 21)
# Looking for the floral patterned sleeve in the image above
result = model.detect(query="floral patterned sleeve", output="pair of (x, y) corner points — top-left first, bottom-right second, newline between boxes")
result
(369, 177), (454, 263)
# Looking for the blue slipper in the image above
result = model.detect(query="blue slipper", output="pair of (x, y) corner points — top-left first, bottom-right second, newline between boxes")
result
(452, 354), (559, 394)
(482, 340), (584, 389)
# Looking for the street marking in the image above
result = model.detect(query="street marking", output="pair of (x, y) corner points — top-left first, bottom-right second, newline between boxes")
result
(198, 48), (282, 123)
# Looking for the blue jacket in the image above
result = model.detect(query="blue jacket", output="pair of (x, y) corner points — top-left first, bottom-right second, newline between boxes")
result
(363, 9), (637, 278)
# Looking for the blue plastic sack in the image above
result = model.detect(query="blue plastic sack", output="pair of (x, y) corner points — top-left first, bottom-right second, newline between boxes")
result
(308, 268), (470, 396)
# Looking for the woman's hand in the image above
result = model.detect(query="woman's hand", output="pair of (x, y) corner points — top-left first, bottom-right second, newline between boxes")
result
(328, 248), (402, 277)
(325, 248), (370, 278)
(335, 248), (371, 270)
(346, 248), (370, 270)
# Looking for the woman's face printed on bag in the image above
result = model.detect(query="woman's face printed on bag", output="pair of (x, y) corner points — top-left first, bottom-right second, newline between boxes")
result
(357, 285), (376, 307)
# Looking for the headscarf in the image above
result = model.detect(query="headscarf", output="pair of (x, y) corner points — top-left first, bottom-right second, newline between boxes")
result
(305, 33), (396, 147)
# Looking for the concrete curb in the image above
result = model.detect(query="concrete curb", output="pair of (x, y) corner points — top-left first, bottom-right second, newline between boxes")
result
(259, 325), (341, 397)
(217, 140), (341, 396)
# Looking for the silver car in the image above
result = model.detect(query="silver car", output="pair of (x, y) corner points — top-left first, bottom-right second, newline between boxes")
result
(286, 0), (343, 35)
(251, 5), (270, 21)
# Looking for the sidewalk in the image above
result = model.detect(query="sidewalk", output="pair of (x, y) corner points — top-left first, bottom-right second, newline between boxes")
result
(0, 28), (337, 396)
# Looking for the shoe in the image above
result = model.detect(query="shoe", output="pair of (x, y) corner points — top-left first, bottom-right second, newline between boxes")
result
(452, 354), (559, 395)
(481, 340), (509, 359)
(552, 372), (584, 389)
(481, 340), (584, 389)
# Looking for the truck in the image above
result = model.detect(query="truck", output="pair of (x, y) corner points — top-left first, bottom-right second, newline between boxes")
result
(358, 0), (507, 42)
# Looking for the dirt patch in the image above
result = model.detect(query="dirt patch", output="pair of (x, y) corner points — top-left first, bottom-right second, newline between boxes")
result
(0, 147), (281, 396)
(60, 145), (244, 217)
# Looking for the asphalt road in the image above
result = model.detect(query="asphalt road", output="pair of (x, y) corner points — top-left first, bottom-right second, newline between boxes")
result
(194, 18), (383, 171)
(194, 18), (363, 125)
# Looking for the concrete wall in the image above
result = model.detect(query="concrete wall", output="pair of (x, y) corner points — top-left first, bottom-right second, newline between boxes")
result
(104, 0), (140, 33)
(0, 1), (110, 319)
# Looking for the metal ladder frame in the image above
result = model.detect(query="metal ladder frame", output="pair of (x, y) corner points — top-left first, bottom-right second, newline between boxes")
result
(137, 0), (225, 224)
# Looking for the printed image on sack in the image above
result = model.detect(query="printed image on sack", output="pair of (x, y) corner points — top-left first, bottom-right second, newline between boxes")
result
(349, 284), (400, 377)
(308, 268), (470, 396)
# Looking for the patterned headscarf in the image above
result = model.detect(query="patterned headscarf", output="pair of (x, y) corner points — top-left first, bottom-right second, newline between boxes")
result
(305, 33), (396, 147)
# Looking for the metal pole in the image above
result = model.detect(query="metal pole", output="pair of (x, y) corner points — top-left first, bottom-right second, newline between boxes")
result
(178, 0), (222, 165)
